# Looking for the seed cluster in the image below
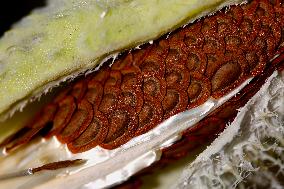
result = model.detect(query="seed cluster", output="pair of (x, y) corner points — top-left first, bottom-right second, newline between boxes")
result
(1, 0), (283, 154)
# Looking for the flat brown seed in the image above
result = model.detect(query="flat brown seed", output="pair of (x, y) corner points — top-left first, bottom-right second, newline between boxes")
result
(58, 100), (93, 143)
(68, 111), (108, 153)
(45, 96), (76, 138)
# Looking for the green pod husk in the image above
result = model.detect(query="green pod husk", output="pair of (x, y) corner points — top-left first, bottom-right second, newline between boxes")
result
(0, 0), (244, 121)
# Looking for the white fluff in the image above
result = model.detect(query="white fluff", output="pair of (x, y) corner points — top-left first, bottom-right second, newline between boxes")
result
(173, 70), (284, 189)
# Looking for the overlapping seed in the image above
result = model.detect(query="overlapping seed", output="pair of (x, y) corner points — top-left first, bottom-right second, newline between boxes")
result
(2, 0), (284, 153)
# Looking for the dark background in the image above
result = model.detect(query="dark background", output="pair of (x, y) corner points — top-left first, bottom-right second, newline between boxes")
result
(0, 0), (46, 37)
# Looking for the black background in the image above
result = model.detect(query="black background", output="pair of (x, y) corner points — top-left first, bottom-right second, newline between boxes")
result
(0, 0), (46, 37)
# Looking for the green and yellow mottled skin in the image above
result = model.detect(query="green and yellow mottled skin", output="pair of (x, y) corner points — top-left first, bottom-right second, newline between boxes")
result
(0, 0), (243, 121)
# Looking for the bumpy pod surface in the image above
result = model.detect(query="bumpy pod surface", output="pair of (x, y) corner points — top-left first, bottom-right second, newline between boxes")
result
(1, 0), (284, 154)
